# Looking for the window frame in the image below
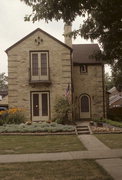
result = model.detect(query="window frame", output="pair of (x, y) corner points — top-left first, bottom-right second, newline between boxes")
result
(80, 65), (87, 73)
(30, 51), (49, 81)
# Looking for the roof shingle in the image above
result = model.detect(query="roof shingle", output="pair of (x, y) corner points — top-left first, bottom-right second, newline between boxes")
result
(72, 44), (102, 64)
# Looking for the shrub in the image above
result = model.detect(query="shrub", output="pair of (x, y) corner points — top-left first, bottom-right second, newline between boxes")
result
(0, 108), (26, 125)
(54, 97), (71, 124)
(93, 117), (122, 128)
(0, 122), (75, 133)
(107, 107), (122, 122)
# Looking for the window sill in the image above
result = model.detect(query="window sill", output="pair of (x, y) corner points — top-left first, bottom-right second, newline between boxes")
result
(29, 80), (52, 85)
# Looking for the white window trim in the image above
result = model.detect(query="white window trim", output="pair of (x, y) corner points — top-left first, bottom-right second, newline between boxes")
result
(31, 51), (49, 81)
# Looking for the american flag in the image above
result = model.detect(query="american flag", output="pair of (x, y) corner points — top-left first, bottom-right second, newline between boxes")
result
(65, 84), (70, 97)
(65, 84), (71, 104)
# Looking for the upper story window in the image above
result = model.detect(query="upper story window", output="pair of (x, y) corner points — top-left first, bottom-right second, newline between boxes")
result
(30, 51), (49, 81)
(80, 65), (87, 73)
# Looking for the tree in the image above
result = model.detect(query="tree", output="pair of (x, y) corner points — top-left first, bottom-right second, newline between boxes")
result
(112, 62), (122, 92)
(105, 73), (114, 90)
(20, 0), (122, 88)
(0, 73), (8, 91)
(20, 0), (122, 63)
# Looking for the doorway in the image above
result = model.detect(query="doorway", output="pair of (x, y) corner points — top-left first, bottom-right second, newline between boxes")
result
(80, 94), (91, 119)
(31, 92), (49, 121)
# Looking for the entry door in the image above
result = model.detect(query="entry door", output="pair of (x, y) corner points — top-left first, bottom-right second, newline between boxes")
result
(80, 95), (91, 119)
(32, 92), (49, 121)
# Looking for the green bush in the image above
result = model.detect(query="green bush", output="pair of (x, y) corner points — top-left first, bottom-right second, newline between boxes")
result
(54, 97), (71, 124)
(93, 117), (122, 128)
(3, 112), (25, 125)
(107, 107), (122, 122)
(105, 119), (122, 128)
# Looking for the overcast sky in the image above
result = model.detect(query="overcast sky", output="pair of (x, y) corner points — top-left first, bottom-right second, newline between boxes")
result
(0, 0), (110, 74)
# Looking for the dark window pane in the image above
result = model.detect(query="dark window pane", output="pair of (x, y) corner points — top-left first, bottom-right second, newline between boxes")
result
(80, 65), (87, 73)
(42, 94), (48, 116)
(41, 53), (47, 75)
(81, 96), (89, 112)
(33, 94), (39, 116)
(32, 54), (38, 76)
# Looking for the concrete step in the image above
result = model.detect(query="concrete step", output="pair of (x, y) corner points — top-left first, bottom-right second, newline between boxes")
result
(76, 126), (88, 128)
(76, 125), (90, 135)
(77, 127), (89, 131)
(77, 131), (90, 134)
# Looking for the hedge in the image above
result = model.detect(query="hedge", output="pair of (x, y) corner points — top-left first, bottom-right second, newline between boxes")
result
(107, 107), (122, 122)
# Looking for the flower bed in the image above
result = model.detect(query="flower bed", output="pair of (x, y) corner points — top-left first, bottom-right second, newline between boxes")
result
(0, 122), (75, 134)
(91, 126), (122, 134)
(0, 108), (26, 125)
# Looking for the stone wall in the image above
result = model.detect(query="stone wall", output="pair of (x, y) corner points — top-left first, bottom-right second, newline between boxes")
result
(7, 30), (72, 121)
(73, 64), (105, 120)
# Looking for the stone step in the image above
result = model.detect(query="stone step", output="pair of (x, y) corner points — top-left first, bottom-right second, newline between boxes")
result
(77, 131), (90, 134)
(76, 126), (88, 128)
(76, 125), (91, 135)
(77, 127), (89, 131)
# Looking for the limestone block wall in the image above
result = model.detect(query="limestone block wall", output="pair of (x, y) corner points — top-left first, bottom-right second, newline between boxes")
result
(7, 30), (72, 121)
(73, 64), (105, 120)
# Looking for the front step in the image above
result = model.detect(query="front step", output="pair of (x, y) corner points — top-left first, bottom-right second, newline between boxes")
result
(77, 131), (90, 134)
(76, 125), (90, 135)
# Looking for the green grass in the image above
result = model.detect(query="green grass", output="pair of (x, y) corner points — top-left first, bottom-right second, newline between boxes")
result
(0, 160), (113, 180)
(95, 134), (122, 149)
(0, 135), (85, 154)
(94, 118), (122, 128)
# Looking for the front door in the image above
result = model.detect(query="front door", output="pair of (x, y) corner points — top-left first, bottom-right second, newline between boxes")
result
(32, 92), (49, 121)
(80, 95), (91, 119)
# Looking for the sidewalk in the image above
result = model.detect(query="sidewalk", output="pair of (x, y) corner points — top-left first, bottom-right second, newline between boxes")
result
(0, 149), (122, 163)
(96, 158), (122, 180)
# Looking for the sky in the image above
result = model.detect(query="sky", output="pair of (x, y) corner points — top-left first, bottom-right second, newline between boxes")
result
(0, 0), (111, 75)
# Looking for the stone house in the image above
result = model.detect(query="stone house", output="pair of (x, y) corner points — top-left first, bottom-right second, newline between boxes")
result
(6, 25), (106, 122)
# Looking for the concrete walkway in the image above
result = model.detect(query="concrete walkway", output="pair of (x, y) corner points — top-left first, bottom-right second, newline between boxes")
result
(78, 134), (122, 180)
(0, 134), (122, 180)
(78, 135), (110, 150)
(96, 158), (122, 180)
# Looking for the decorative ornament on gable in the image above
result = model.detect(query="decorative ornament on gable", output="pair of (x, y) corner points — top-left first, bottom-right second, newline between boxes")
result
(35, 36), (43, 46)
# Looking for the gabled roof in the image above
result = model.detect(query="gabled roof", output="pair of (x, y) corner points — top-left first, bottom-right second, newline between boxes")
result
(72, 44), (102, 64)
(108, 87), (117, 94)
(6, 28), (72, 53)
(109, 95), (122, 105)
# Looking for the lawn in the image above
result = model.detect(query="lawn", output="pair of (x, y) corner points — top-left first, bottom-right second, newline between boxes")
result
(95, 134), (122, 149)
(0, 160), (113, 180)
(0, 135), (85, 154)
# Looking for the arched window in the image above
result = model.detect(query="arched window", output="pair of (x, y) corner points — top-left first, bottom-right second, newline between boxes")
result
(81, 95), (89, 112)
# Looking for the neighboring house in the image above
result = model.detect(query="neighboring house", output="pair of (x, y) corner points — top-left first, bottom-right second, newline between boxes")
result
(0, 90), (8, 99)
(108, 87), (122, 108)
(0, 95), (8, 108)
(0, 90), (8, 108)
(6, 25), (106, 122)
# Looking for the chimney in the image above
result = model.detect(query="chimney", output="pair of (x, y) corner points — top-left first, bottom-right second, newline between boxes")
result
(64, 24), (72, 47)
